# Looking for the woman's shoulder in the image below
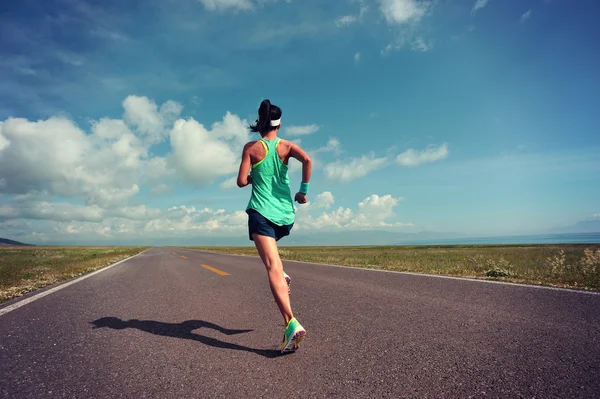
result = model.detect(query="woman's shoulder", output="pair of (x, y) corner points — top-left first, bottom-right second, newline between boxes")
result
(243, 140), (260, 149)
(276, 138), (295, 147)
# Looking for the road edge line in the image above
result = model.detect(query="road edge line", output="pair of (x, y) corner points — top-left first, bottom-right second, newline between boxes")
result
(178, 248), (600, 296)
(0, 248), (151, 317)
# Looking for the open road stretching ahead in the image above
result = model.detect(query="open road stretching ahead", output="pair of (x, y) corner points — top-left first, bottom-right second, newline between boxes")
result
(1, 247), (599, 398)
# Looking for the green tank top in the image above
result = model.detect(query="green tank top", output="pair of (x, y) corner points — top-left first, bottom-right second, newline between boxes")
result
(246, 138), (295, 226)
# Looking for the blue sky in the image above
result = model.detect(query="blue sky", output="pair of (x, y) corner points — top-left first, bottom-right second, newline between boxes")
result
(1, 0), (599, 245)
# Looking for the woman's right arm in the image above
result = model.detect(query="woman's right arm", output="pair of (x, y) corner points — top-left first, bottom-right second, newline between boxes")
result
(237, 142), (253, 188)
(289, 142), (312, 204)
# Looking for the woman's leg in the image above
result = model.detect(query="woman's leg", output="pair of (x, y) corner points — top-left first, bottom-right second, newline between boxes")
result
(252, 233), (294, 325)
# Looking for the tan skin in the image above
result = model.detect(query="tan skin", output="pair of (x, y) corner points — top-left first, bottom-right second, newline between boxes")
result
(236, 125), (312, 326)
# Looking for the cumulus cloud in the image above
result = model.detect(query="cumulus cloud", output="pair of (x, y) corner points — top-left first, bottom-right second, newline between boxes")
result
(0, 94), (416, 243)
(296, 193), (411, 231)
(284, 124), (320, 137)
(0, 95), (191, 213)
(0, 201), (104, 223)
(380, 0), (429, 24)
(471, 0), (490, 16)
(396, 143), (449, 167)
(313, 191), (335, 209)
(123, 95), (182, 145)
(168, 117), (243, 187)
(0, 95), (251, 232)
(0, 116), (131, 201)
(324, 153), (388, 182)
(317, 138), (341, 154)
(0, 129), (9, 152)
(352, 194), (402, 226)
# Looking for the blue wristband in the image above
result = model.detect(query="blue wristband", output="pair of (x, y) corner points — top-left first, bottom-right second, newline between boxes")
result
(299, 182), (310, 194)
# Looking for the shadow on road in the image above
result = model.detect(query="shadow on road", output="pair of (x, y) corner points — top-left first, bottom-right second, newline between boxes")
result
(90, 317), (283, 358)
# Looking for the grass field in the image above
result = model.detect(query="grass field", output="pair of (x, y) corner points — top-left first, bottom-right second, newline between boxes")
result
(0, 246), (148, 303)
(2, 244), (599, 305)
(183, 244), (600, 291)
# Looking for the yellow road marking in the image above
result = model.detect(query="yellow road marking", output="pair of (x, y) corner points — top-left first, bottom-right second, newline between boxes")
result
(172, 252), (177, 255)
(180, 255), (188, 259)
(201, 264), (230, 276)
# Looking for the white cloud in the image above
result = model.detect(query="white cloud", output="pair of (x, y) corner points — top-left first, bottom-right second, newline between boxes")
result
(0, 116), (133, 202)
(284, 124), (320, 136)
(353, 194), (401, 226)
(168, 117), (241, 187)
(302, 207), (355, 230)
(354, 52), (361, 63)
(199, 0), (253, 11)
(296, 193), (411, 231)
(313, 191), (335, 209)
(122, 95), (183, 146)
(143, 207), (247, 234)
(396, 143), (449, 167)
(335, 15), (357, 27)
(317, 137), (341, 154)
(520, 9), (532, 23)
(0, 201), (104, 222)
(0, 130), (9, 152)
(471, 0), (490, 16)
(211, 111), (251, 146)
(0, 95), (254, 235)
(324, 153), (388, 182)
(380, 0), (429, 24)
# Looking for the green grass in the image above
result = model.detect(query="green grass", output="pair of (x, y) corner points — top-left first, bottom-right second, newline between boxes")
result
(182, 244), (600, 291)
(0, 246), (148, 303)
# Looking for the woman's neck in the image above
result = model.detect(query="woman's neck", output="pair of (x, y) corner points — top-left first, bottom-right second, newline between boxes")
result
(261, 130), (278, 140)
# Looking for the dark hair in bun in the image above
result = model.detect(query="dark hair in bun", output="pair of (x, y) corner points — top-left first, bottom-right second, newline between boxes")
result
(249, 99), (282, 135)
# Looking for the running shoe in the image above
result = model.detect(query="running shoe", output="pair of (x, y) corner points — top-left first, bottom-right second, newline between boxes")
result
(283, 270), (291, 294)
(279, 317), (306, 353)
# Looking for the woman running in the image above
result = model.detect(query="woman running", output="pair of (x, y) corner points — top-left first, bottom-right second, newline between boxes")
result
(236, 99), (312, 354)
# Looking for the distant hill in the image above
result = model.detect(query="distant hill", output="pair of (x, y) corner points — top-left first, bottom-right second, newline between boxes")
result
(549, 219), (600, 234)
(152, 230), (465, 247)
(0, 238), (35, 246)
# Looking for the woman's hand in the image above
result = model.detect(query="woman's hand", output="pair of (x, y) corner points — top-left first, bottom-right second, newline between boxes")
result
(294, 192), (307, 204)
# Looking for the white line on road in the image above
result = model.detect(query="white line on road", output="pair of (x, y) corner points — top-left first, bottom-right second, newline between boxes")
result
(0, 249), (150, 317)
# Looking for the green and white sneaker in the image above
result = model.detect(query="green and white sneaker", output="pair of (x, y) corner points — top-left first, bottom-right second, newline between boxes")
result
(283, 271), (291, 294)
(279, 317), (306, 354)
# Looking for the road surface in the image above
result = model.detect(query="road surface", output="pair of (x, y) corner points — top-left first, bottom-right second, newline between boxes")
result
(1, 247), (599, 398)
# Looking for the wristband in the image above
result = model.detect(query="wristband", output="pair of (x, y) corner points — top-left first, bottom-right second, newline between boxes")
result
(299, 182), (310, 194)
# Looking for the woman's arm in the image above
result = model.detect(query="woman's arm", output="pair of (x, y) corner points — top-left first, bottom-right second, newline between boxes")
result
(237, 143), (253, 188)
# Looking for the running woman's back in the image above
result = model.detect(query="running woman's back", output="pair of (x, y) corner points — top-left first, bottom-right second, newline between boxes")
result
(247, 137), (294, 226)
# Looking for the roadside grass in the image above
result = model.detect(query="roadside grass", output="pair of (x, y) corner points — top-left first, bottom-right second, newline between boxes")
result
(0, 246), (148, 304)
(181, 244), (600, 291)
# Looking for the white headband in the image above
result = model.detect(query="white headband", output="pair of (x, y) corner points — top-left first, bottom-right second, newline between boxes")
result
(270, 118), (281, 127)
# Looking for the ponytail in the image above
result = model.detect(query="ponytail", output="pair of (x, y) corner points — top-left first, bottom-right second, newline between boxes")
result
(249, 99), (282, 135)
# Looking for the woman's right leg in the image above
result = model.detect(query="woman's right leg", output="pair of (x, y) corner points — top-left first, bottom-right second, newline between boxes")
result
(252, 233), (294, 325)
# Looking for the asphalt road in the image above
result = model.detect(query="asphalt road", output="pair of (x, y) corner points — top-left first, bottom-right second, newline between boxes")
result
(1, 247), (599, 398)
